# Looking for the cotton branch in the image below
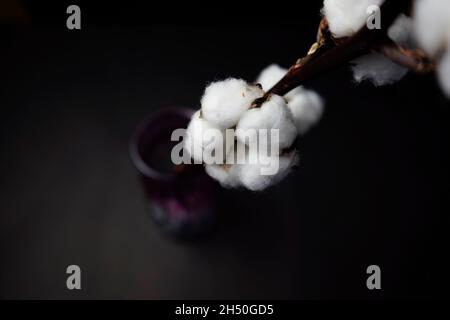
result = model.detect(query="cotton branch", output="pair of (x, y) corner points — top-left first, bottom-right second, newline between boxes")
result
(265, 0), (433, 98)
(373, 38), (435, 74)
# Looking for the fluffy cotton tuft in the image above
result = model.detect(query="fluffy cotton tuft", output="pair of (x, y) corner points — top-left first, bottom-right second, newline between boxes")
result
(204, 142), (246, 188)
(205, 141), (299, 191)
(205, 164), (241, 188)
(413, 0), (450, 57)
(413, 0), (450, 98)
(256, 64), (287, 91)
(184, 111), (223, 163)
(351, 54), (409, 86)
(236, 94), (297, 151)
(238, 149), (299, 192)
(324, 2), (413, 86)
(350, 14), (413, 87)
(437, 51), (450, 98)
(201, 78), (264, 129)
(287, 89), (324, 134)
(323, 0), (384, 38)
(256, 65), (325, 134)
(192, 66), (324, 190)
(388, 14), (414, 48)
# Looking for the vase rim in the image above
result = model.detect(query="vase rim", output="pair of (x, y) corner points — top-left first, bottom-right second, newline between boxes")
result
(129, 106), (194, 181)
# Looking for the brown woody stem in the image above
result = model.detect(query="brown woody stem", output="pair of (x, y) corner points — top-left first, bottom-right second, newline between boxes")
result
(373, 38), (435, 73)
(262, 0), (431, 99)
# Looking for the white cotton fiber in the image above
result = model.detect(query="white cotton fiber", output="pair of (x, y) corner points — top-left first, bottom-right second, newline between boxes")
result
(256, 64), (287, 91)
(351, 53), (409, 86)
(204, 140), (247, 188)
(413, 0), (450, 57)
(437, 50), (450, 98)
(201, 78), (265, 129)
(206, 142), (299, 191)
(184, 111), (223, 164)
(388, 14), (414, 48)
(287, 89), (324, 134)
(205, 164), (241, 188)
(256, 64), (325, 134)
(256, 64), (313, 100)
(325, 3), (416, 86)
(236, 94), (297, 151)
(349, 13), (413, 87)
(323, 0), (384, 38)
(413, 0), (450, 98)
(238, 150), (299, 192)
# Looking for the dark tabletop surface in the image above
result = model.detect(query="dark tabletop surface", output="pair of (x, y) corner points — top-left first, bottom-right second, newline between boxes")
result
(1, 13), (450, 299)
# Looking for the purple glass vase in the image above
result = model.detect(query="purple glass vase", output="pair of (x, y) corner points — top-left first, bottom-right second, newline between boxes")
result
(129, 107), (219, 239)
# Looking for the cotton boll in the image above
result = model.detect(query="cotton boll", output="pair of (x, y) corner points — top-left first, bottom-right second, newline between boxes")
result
(238, 150), (299, 191)
(413, 0), (450, 98)
(437, 50), (450, 98)
(257, 64), (303, 97)
(388, 14), (410, 43)
(351, 53), (408, 86)
(323, 0), (384, 38)
(205, 164), (241, 188)
(350, 14), (412, 87)
(284, 86), (305, 102)
(184, 111), (224, 164)
(256, 64), (287, 91)
(256, 65), (325, 133)
(388, 14), (414, 48)
(204, 140), (246, 188)
(325, 1), (411, 86)
(201, 78), (265, 129)
(236, 94), (297, 152)
(413, 0), (450, 57)
(207, 141), (300, 191)
(287, 89), (324, 134)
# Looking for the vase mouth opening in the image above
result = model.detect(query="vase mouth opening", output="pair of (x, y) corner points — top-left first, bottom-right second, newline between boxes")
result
(129, 107), (194, 182)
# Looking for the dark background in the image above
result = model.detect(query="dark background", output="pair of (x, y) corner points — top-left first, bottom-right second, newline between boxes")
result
(1, 1), (449, 299)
